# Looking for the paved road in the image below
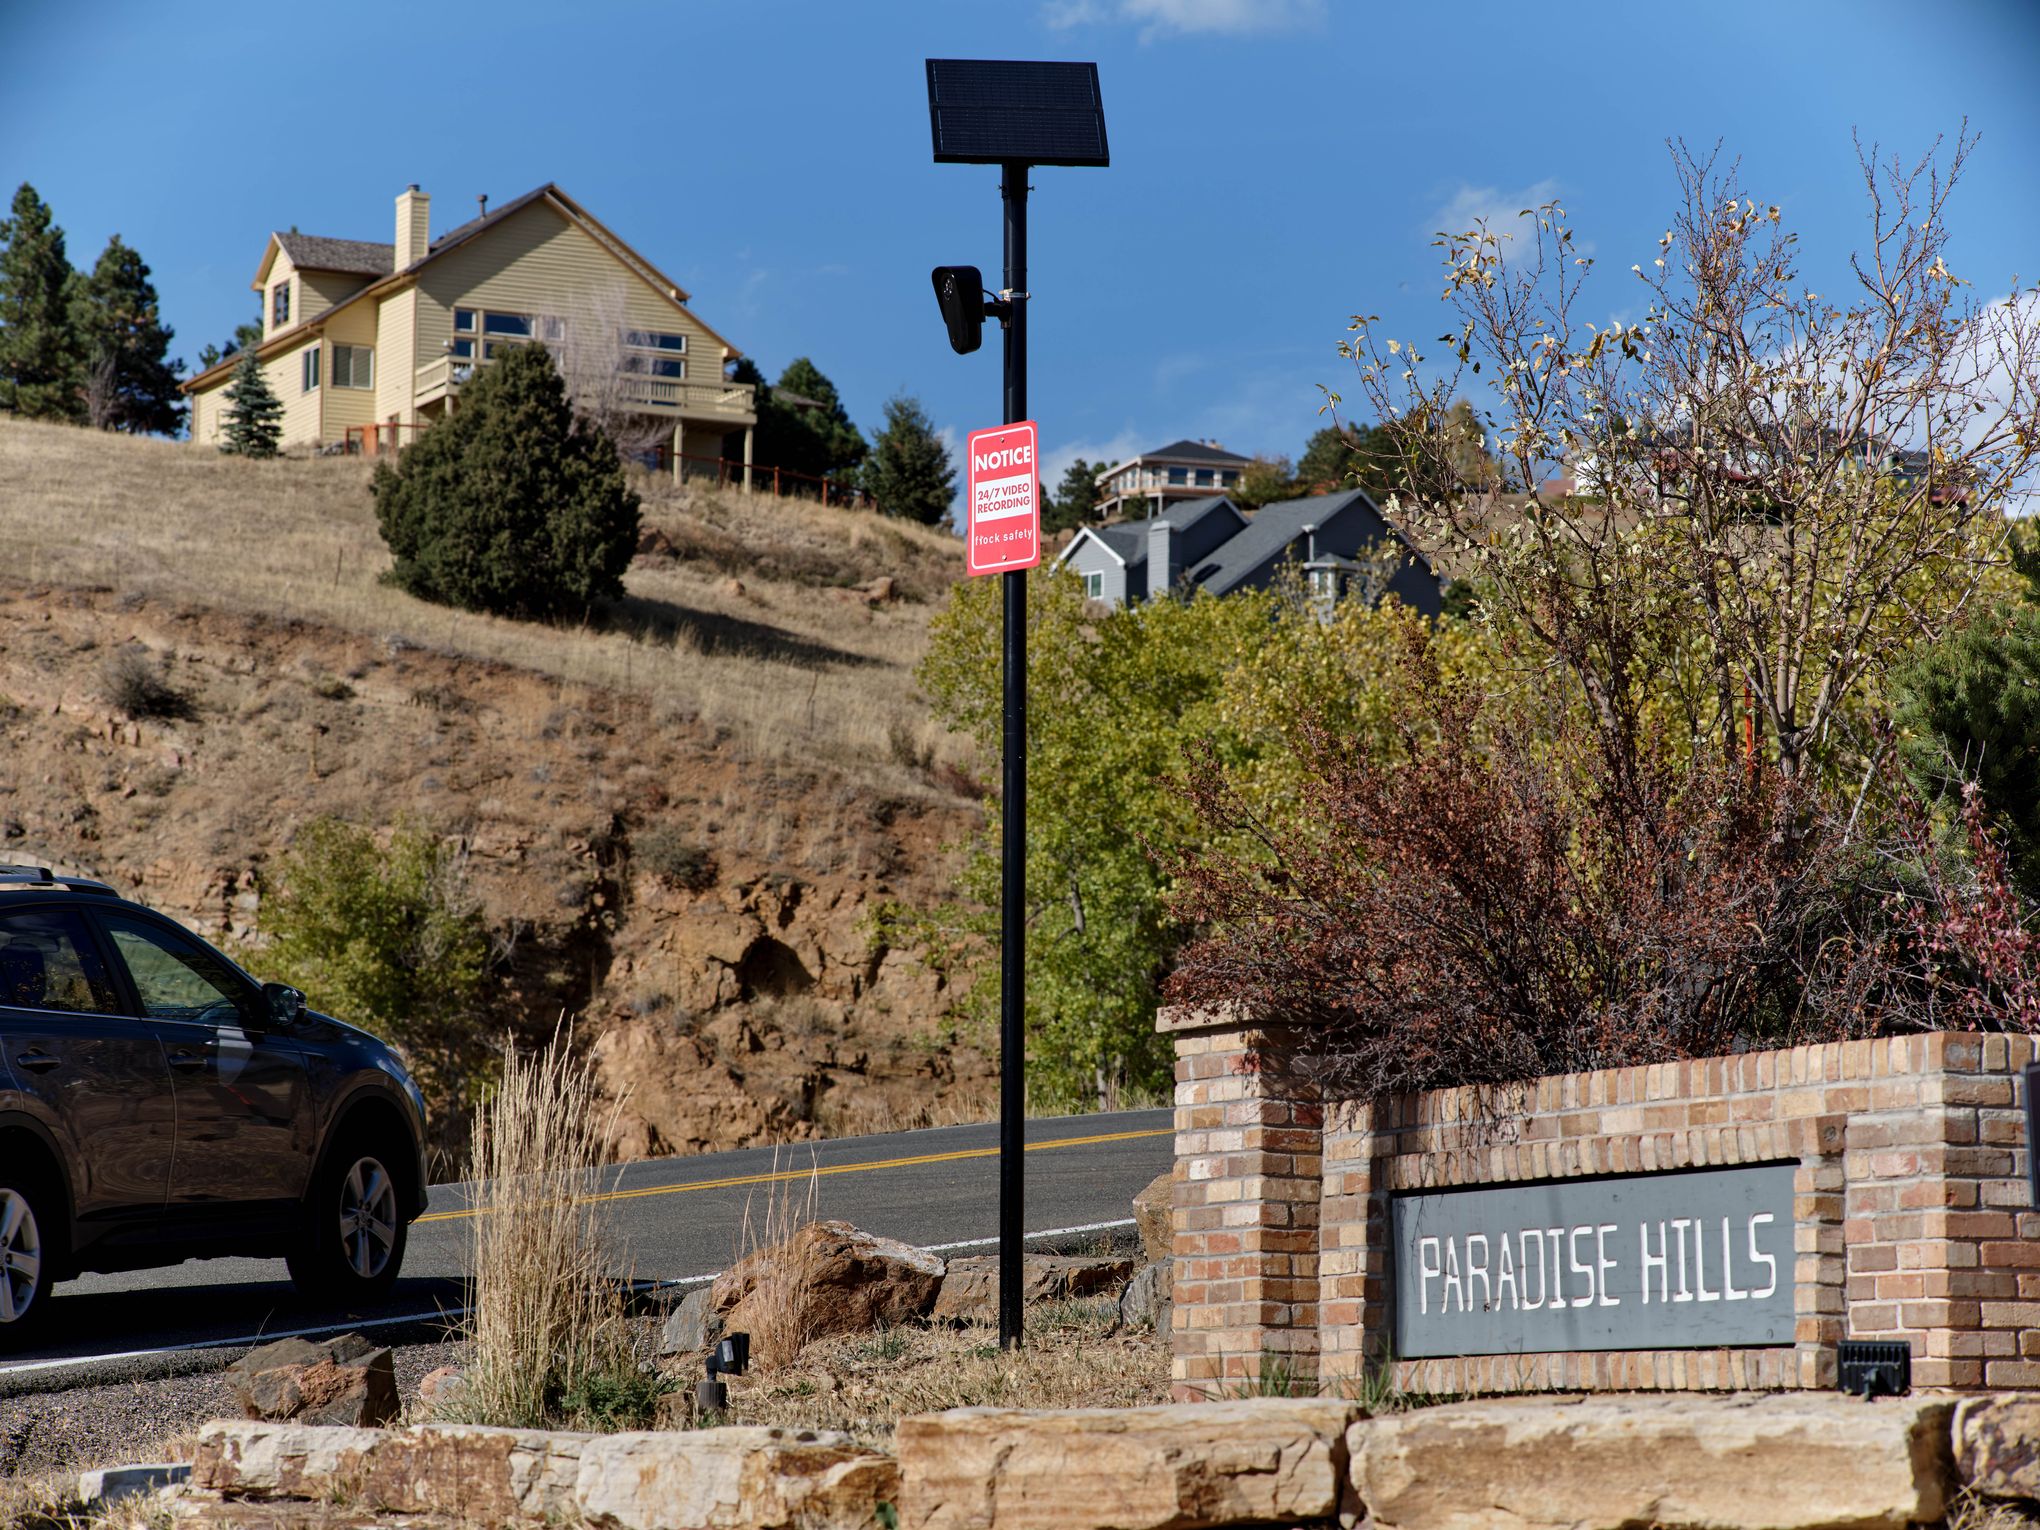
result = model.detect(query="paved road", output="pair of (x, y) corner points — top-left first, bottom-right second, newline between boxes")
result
(0, 1108), (1172, 1385)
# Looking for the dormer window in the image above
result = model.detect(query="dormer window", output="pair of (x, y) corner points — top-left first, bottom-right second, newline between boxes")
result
(271, 280), (290, 328)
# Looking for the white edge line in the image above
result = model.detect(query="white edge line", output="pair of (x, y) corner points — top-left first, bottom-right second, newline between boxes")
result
(0, 1219), (1140, 1379)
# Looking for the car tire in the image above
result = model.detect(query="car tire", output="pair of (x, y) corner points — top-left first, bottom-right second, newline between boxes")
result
(0, 1168), (59, 1350)
(287, 1138), (409, 1304)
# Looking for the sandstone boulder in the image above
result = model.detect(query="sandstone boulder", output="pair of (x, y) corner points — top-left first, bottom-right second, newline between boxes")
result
(1955, 1395), (2040, 1501)
(930, 1254), (1137, 1325)
(711, 1219), (945, 1363)
(1132, 1170), (1174, 1264)
(188, 1420), (894, 1530)
(226, 1334), (399, 1428)
(576, 1426), (898, 1530)
(898, 1398), (1358, 1530)
(1350, 1393), (1954, 1530)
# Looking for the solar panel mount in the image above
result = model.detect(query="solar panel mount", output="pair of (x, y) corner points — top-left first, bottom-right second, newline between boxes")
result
(925, 59), (1109, 168)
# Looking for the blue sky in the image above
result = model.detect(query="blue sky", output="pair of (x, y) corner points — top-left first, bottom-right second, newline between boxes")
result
(5, 0), (2037, 487)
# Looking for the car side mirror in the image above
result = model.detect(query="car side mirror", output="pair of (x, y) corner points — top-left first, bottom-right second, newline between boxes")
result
(263, 982), (305, 1028)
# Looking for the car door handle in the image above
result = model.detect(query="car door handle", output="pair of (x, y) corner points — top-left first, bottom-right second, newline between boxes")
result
(168, 1049), (207, 1072)
(13, 1050), (59, 1073)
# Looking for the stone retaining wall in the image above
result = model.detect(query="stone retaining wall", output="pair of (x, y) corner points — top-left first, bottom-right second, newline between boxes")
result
(159, 1393), (2040, 1530)
(1162, 1013), (2040, 1399)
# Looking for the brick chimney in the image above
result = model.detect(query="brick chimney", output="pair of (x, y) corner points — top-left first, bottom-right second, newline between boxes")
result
(1147, 517), (1174, 601)
(395, 185), (430, 268)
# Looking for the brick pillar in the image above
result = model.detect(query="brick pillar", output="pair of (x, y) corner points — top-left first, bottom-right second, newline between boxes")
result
(1159, 1007), (1323, 1401)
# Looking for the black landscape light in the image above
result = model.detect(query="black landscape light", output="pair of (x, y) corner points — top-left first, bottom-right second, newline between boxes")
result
(1837, 1340), (1911, 1397)
(712, 1333), (750, 1377)
(931, 265), (990, 355)
(926, 57), (1108, 1352)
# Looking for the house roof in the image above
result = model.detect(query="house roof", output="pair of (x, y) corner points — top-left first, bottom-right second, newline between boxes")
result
(1055, 495), (1242, 575)
(1097, 439), (1251, 481)
(274, 233), (394, 277)
(1190, 488), (1427, 595)
(190, 183), (738, 393)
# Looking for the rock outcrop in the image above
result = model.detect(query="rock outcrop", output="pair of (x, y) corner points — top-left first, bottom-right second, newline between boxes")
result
(929, 1254), (1137, 1326)
(709, 1220), (946, 1363)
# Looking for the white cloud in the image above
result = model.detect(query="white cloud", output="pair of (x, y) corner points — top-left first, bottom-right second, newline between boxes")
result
(1044, 0), (1325, 39)
(1426, 177), (1563, 238)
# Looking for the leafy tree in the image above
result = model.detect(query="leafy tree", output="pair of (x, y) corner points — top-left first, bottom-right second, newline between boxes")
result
(1041, 456), (1100, 536)
(72, 234), (183, 434)
(259, 818), (493, 1112)
(1233, 453), (1294, 509)
(373, 342), (640, 619)
(864, 392), (954, 524)
(1338, 135), (2040, 782)
(1895, 588), (2040, 901)
(219, 345), (283, 458)
(0, 183), (81, 420)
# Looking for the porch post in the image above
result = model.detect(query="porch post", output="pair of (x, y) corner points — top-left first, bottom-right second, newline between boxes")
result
(743, 426), (755, 493)
(672, 423), (683, 485)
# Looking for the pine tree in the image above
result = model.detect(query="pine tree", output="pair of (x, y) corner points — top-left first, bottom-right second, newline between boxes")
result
(219, 345), (282, 458)
(865, 393), (955, 525)
(1042, 456), (1101, 535)
(74, 235), (184, 434)
(0, 183), (81, 420)
(772, 357), (867, 479)
(373, 342), (639, 619)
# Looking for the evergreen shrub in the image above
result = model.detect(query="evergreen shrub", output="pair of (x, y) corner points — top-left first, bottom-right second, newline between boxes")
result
(373, 343), (640, 619)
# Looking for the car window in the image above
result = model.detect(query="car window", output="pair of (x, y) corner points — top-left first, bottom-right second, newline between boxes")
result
(0, 908), (119, 1015)
(100, 914), (256, 1026)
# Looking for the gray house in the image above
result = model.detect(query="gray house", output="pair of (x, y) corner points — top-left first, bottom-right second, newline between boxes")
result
(1055, 495), (1246, 607)
(1054, 487), (1442, 616)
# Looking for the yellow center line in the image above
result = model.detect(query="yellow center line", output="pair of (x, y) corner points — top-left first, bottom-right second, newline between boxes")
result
(416, 1125), (1174, 1225)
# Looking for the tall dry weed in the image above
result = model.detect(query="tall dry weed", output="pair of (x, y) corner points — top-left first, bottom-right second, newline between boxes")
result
(449, 1033), (649, 1428)
(729, 1152), (820, 1370)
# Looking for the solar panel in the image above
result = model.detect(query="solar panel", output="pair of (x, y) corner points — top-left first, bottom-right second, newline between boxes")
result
(926, 59), (1109, 168)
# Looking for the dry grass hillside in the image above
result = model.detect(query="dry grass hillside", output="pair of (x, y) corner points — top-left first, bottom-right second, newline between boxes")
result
(0, 417), (996, 1159)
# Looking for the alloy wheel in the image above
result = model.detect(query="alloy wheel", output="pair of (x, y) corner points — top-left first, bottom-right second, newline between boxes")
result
(0, 1188), (42, 1324)
(337, 1157), (398, 1281)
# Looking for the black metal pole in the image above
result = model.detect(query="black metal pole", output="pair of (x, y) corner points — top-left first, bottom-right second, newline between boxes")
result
(998, 160), (1029, 1350)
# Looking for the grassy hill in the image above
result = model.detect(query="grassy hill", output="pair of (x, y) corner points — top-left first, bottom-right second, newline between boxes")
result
(0, 417), (994, 1161)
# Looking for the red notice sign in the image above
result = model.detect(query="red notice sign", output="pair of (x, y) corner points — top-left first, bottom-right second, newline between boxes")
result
(965, 420), (1040, 576)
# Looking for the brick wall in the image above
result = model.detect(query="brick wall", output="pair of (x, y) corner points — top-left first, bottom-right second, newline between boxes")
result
(1162, 1011), (2038, 1400)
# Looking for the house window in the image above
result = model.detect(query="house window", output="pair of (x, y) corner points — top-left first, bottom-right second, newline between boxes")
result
(272, 281), (290, 328)
(453, 309), (476, 333)
(622, 330), (687, 381)
(1167, 467), (1188, 485)
(482, 312), (532, 338)
(1081, 571), (1104, 599)
(1220, 470), (1238, 487)
(301, 344), (319, 393)
(1194, 468), (1213, 487)
(330, 344), (373, 390)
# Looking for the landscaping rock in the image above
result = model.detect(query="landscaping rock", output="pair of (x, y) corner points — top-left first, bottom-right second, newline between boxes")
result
(1118, 1260), (1172, 1333)
(711, 1219), (945, 1357)
(187, 1420), (895, 1530)
(1132, 1170), (1174, 1264)
(1955, 1395), (2040, 1500)
(1350, 1393), (1954, 1530)
(576, 1426), (899, 1530)
(417, 1365), (466, 1410)
(930, 1254), (1137, 1325)
(659, 1284), (726, 1356)
(76, 1463), (187, 1508)
(898, 1398), (1359, 1530)
(225, 1333), (399, 1428)
(191, 1420), (587, 1521)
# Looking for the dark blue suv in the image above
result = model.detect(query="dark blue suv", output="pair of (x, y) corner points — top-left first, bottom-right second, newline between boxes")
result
(0, 866), (429, 1346)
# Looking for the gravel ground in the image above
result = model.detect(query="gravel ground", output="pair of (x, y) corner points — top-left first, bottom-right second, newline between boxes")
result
(0, 1337), (466, 1481)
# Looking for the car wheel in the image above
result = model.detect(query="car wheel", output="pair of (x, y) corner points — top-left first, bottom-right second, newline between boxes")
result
(287, 1141), (409, 1303)
(0, 1172), (57, 1349)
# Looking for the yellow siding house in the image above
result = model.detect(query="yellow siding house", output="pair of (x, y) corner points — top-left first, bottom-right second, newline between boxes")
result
(183, 184), (757, 474)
